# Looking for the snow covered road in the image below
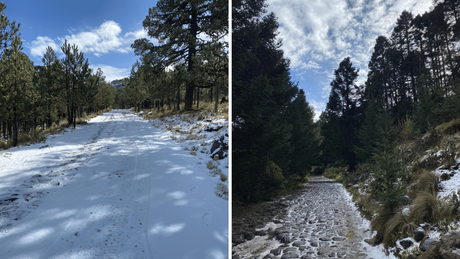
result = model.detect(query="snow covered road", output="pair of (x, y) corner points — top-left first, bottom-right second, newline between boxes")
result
(0, 110), (228, 259)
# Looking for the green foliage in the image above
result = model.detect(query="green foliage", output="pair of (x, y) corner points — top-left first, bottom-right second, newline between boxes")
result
(287, 89), (321, 178)
(369, 112), (409, 211)
(323, 166), (347, 182)
(321, 57), (361, 169)
(398, 115), (415, 144)
(132, 0), (227, 110)
(264, 160), (286, 193)
(232, 0), (301, 202)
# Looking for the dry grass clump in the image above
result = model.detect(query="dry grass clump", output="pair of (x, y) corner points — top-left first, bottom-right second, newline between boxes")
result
(408, 192), (458, 227)
(206, 160), (222, 177)
(408, 170), (438, 199)
(435, 117), (460, 136)
(357, 194), (379, 219)
(215, 182), (228, 200)
(383, 213), (418, 246)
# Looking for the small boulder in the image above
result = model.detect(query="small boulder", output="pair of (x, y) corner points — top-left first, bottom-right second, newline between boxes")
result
(270, 248), (282, 256)
(276, 233), (292, 243)
(420, 237), (439, 252)
(414, 227), (426, 242)
(400, 238), (413, 249)
(441, 172), (451, 180)
(293, 241), (306, 247)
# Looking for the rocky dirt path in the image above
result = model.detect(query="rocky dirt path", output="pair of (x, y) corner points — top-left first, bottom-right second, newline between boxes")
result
(233, 176), (391, 259)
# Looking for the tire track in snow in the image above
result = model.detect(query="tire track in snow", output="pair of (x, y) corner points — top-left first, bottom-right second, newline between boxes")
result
(0, 114), (115, 238)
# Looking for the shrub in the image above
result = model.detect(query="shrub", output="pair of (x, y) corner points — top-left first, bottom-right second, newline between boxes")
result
(323, 166), (347, 182)
(215, 182), (228, 200)
(399, 115), (415, 144)
(357, 194), (379, 219)
(409, 170), (438, 199)
(264, 160), (286, 193)
(408, 192), (457, 227)
(383, 213), (417, 247)
(443, 137), (457, 167)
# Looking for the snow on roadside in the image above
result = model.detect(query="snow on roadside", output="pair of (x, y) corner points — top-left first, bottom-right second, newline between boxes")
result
(435, 157), (460, 199)
(150, 111), (229, 199)
(340, 184), (398, 259)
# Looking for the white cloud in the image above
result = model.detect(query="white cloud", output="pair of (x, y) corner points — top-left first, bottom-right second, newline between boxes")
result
(30, 36), (61, 57)
(267, 0), (433, 72)
(89, 64), (130, 82)
(30, 21), (149, 58)
(267, 0), (433, 116)
(308, 99), (326, 122)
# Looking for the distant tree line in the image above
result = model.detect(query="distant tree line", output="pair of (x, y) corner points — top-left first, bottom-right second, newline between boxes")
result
(0, 3), (115, 147)
(122, 0), (228, 113)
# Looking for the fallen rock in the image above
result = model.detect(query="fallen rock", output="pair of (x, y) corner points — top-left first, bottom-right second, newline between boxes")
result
(210, 135), (228, 160)
(276, 233), (293, 243)
(414, 227), (426, 242)
(441, 172), (451, 180)
(270, 248), (281, 256)
(293, 241), (306, 247)
(400, 238), (413, 249)
(420, 237), (440, 252)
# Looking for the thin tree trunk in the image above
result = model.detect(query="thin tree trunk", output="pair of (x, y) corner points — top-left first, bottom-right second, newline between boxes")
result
(214, 84), (219, 113)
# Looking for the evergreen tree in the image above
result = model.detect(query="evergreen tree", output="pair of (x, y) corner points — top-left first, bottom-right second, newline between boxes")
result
(321, 57), (361, 169)
(61, 40), (92, 128)
(233, 0), (298, 202)
(132, 0), (227, 110)
(369, 111), (408, 212)
(356, 101), (380, 162)
(1, 35), (34, 146)
(40, 46), (63, 128)
(287, 89), (321, 177)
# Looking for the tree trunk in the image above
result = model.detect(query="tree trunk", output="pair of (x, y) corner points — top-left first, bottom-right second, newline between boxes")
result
(184, 3), (198, 111)
(13, 110), (18, 147)
(196, 87), (200, 109)
(214, 84), (219, 113)
(177, 85), (181, 110)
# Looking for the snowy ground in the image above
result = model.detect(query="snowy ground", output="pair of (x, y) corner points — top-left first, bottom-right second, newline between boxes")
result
(0, 110), (228, 259)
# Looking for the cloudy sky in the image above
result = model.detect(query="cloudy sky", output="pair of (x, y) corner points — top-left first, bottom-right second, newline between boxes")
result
(5, 0), (157, 82)
(266, 0), (434, 120)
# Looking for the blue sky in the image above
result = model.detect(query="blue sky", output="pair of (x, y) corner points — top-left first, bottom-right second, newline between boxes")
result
(266, 0), (434, 120)
(4, 0), (157, 82)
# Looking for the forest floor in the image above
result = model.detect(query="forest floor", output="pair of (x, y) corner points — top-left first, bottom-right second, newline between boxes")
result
(232, 176), (396, 259)
(0, 109), (228, 259)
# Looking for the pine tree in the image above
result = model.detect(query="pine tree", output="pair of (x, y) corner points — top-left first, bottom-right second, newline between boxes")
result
(369, 111), (408, 211)
(1, 35), (34, 146)
(132, 0), (228, 110)
(321, 57), (361, 169)
(232, 0), (298, 202)
(61, 40), (92, 128)
(40, 46), (63, 128)
(287, 89), (321, 177)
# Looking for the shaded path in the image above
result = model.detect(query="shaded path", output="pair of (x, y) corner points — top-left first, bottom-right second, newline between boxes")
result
(233, 176), (392, 259)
